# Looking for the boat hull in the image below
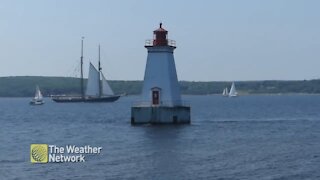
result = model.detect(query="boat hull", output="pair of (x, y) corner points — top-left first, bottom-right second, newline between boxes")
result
(228, 95), (238, 97)
(30, 100), (44, 105)
(52, 95), (121, 103)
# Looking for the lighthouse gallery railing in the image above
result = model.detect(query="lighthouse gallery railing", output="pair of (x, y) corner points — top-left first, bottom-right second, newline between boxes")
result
(145, 39), (176, 47)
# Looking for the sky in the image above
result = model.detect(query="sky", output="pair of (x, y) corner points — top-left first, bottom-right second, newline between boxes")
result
(1, 0), (320, 81)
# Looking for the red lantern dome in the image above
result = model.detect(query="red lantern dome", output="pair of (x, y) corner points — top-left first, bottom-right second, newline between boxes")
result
(145, 23), (176, 48)
(153, 23), (168, 46)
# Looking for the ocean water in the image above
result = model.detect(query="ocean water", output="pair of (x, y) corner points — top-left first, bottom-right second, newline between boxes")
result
(0, 95), (320, 180)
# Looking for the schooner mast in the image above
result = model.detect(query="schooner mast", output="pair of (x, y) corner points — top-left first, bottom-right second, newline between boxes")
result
(98, 44), (102, 97)
(80, 37), (85, 100)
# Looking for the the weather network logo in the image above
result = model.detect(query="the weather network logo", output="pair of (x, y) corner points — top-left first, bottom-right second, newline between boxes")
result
(30, 144), (48, 163)
(30, 144), (103, 163)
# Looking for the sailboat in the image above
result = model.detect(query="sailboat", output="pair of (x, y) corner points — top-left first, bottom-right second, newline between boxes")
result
(222, 87), (228, 97)
(52, 39), (121, 103)
(81, 61), (121, 102)
(30, 86), (44, 105)
(228, 82), (238, 97)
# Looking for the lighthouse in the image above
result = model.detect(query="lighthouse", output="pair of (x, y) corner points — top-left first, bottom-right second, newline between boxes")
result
(131, 23), (191, 124)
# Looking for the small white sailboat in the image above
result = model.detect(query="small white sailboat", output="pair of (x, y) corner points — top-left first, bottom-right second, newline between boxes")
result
(222, 87), (228, 97)
(228, 82), (238, 97)
(30, 86), (44, 105)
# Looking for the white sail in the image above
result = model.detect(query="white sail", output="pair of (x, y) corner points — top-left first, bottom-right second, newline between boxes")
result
(85, 63), (100, 96)
(229, 82), (238, 97)
(34, 86), (43, 100)
(222, 87), (228, 96)
(101, 72), (114, 96)
(222, 88), (226, 96)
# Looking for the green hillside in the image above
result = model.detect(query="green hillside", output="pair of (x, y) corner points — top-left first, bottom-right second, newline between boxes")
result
(0, 76), (320, 97)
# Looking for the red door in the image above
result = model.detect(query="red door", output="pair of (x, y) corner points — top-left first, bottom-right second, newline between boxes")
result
(152, 91), (159, 105)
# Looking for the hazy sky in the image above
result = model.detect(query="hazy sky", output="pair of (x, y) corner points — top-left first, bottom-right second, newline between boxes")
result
(1, 0), (320, 81)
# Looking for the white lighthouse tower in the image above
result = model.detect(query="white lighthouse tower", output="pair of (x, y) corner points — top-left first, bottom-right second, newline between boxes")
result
(131, 23), (191, 124)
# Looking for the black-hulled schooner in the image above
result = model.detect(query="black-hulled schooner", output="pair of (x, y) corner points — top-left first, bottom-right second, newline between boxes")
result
(52, 38), (121, 103)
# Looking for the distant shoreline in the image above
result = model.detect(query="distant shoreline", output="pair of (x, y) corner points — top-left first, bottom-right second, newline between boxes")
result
(1, 93), (320, 98)
(1, 76), (320, 97)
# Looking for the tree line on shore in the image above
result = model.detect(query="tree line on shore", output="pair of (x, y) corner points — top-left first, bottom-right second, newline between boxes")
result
(0, 76), (320, 97)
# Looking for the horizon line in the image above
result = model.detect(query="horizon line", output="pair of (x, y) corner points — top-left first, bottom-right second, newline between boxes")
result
(0, 75), (319, 82)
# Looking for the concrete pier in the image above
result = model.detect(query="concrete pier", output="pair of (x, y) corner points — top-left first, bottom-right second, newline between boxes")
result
(131, 106), (190, 124)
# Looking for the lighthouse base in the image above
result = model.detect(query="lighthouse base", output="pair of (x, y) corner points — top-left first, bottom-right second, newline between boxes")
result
(131, 106), (191, 125)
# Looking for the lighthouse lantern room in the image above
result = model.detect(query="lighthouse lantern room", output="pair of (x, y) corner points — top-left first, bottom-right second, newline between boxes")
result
(131, 23), (191, 124)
